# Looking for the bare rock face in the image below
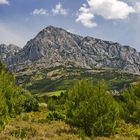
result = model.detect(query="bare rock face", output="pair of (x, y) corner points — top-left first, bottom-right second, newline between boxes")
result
(3, 26), (140, 74)
(0, 44), (20, 62)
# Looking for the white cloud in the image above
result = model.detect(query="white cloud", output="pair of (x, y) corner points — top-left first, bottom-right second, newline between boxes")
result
(52, 3), (68, 16)
(76, 4), (97, 28)
(0, 0), (9, 5)
(76, 0), (135, 28)
(135, 2), (140, 13)
(32, 8), (48, 16)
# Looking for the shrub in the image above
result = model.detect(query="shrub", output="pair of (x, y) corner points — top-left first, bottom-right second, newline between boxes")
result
(0, 62), (39, 130)
(24, 96), (39, 112)
(46, 111), (66, 121)
(47, 98), (56, 111)
(65, 80), (120, 137)
(120, 85), (140, 123)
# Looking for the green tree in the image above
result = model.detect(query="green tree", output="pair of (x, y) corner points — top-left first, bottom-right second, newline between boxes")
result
(65, 80), (119, 137)
(120, 83), (140, 123)
(0, 62), (38, 130)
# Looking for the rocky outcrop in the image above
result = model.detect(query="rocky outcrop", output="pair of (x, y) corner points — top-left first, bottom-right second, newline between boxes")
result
(0, 44), (20, 62)
(3, 26), (140, 74)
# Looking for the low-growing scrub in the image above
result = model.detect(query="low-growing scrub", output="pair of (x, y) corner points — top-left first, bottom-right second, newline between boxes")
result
(47, 111), (66, 121)
(45, 79), (140, 139)
(1, 61), (140, 139)
(11, 127), (37, 139)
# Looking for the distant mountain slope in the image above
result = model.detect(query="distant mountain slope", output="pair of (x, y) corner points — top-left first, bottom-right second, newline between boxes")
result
(15, 66), (140, 94)
(2, 26), (140, 74)
(0, 44), (20, 62)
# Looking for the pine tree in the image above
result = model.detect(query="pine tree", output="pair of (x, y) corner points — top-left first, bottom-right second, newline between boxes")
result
(66, 80), (120, 137)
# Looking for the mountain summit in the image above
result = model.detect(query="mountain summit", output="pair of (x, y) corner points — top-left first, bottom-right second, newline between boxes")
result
(3, 26), (140, 74)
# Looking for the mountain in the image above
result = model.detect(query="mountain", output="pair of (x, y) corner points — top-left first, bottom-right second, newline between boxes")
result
(0, 44), (20, 62)
(3, 26), (140, 74)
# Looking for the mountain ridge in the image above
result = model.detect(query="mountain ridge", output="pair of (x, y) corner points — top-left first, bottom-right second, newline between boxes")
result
(0, 26), (140, 74)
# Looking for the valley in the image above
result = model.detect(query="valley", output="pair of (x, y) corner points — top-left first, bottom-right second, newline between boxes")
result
(16, 66), (140, 95)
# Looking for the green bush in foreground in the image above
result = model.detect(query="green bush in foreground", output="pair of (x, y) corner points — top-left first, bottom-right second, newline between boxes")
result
(0, 62), (38, 130)
(119, 83), (140, 124)
(24, 96), (39, 112)
(47, 111), (66, 121)
(65, 80), (120, 137)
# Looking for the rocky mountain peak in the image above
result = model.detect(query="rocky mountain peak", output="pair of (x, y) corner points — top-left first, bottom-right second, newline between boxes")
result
(1, 26), (140, 74)
(34, 25), (83, 43)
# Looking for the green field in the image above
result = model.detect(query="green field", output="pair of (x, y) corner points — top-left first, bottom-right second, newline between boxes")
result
(35, 90), (65, 97)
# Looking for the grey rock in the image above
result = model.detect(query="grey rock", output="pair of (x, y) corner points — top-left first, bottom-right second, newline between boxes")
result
(0, 44), (20, 63)
(4, 26), (140, 74)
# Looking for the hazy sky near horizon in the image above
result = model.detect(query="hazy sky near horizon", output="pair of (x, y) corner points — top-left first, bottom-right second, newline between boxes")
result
(0, 0), (140, 51)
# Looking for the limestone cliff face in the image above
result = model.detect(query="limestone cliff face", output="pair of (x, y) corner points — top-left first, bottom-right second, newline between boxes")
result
(2, 26), (140, 74)
(0, 44), (20, 62)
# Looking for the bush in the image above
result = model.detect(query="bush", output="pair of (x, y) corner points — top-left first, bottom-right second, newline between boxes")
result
(24, 96), (39, 112)
(65, 80), (120, 137)
(46, 111), (66, 121)
(119, 84), (140, 124)
(47, 98), (56, 111)
(0, 62), (39, 130)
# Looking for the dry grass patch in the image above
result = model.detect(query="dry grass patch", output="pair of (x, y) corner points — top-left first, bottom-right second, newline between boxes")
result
(0, 112), (139, 140)
(0, 112), (82, 140)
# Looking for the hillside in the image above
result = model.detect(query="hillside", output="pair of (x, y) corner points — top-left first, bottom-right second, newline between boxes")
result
(16, 66), (140, 94)
(0, 111), (139, 140)
(0, 26), (139, 94)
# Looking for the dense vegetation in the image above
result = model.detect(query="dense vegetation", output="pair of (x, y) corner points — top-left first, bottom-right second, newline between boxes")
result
(46, 79), (140, 138)
(1, 63), (140, 139)
(65, 80), (119, 137)
(0, 62), (38, 131)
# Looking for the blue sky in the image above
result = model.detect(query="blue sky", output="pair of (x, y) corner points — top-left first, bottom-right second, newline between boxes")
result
(0, 0), (140, 51)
